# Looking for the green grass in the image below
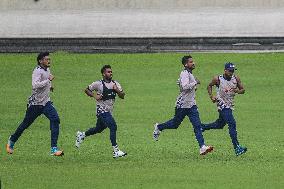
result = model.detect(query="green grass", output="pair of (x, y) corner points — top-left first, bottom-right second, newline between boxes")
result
(0, 52), (284, 189)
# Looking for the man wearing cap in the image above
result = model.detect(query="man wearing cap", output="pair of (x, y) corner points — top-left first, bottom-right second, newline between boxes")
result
(153, 55), (214, 156)
(6, 52), (64, 156)
(201, 62), (247, 156)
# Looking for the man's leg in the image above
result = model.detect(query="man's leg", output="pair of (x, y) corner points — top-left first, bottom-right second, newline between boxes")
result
(220, 108), (239, 149)
(7, 105), (42, 154)
(219, 109), (247, 155)
(153, 108), (187, 141)
(43, 102), (64, 156)
(75, 114), (107, 148)
(43, 102), (60, 148)
(188, 106), (214, 155)
(187, 106), (205, 148)
(98, 112), (118, 146)
(157, 108), (187, 131)
(10, 105), (42, 143)
(98, 112), (127, 158)
(85, 116), (108, 136)
(201, 110), (226, 131)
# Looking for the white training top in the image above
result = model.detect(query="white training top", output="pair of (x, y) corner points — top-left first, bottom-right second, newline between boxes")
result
(175, 69), (197, 109)
(88, 80), (123, 115)
(216, 75), (237, 110)
(28, 66), (51, 106)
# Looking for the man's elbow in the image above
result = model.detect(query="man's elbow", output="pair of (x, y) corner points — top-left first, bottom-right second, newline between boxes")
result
(84, 88), (90, 95)
(207, 84), (214, 89)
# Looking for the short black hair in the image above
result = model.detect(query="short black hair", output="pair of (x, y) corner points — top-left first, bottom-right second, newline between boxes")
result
(37, 52), (49, 65)
(101, 65), (112, 74)
(181, 55), (192, 65)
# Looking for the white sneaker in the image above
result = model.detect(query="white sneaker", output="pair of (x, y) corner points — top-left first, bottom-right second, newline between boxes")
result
(75, 131), (85, 148)
(200, 145), (214, 155)
(113, 145), (127, 158)
(153, 123), (161, 141)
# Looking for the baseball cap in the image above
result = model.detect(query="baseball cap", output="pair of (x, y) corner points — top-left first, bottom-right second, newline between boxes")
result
(225, 62), (237, 71)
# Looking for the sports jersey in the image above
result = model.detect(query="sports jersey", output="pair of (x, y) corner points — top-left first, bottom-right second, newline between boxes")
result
(216, 75), (237, 110)
(28, 66), (51, 106)
(175, 69), (197, 109)
(88, 80), (123, 115)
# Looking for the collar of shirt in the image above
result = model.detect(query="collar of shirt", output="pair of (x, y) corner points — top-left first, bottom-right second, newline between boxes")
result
(38, 65), (48, 71)
(102, 79), (112, 83)
(222, 74), (233, 81)
(184, 67), (192, 74)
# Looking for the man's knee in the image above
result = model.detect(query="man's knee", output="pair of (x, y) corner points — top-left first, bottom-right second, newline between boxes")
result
(217, 121), (226, 129)
(50, 117), (60, 131)
(50, 122), (59, 131)
(50, 116), (60, 124)
(227, 119), (236, 128)
(172, 122), (180, 129)
(109, 123), (117, 132)
(22, 117), (34, 127)
(172, 116), (184, 129)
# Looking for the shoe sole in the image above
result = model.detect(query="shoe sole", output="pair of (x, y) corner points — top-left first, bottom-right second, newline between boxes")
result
(6, 144), (13, 154)
(75, 140), (80, 148)
(75, 132), (84, 148)
(153, 123), (160, 141)
(153, 134), (159, 141)
(51, 151), (64, 156)
(113, 152), (127, 159)
(236, 148), (247, 156)
(153, 131), (160, 141)
(200, 146), (214, 155)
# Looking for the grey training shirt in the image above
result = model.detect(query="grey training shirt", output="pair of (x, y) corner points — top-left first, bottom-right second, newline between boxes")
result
(175, 69), (197, 109)
(28, 66), (51, 106)
(216, 75), (237, 110)
(88, 80), (123, 115)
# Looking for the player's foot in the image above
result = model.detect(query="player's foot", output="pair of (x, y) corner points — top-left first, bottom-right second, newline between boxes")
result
(200, 145), (214, 155)
(51, 147), (64, 156)
(75, 131), (85, 148)
(113, 145), (127, 158)
(153, 123), (161, 141)
(235, 145), (247, 156)
(6, 136), (15, 154)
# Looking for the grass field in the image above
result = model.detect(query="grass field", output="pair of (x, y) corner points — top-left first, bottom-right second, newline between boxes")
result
(0, 52), (284, 189)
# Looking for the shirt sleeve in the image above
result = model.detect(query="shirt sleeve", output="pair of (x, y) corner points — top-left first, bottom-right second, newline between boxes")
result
(180, 71), (197, 91)
(88, 81), (101, 92)
(32, 69), (50, 89)
(113, 81), (123, 92)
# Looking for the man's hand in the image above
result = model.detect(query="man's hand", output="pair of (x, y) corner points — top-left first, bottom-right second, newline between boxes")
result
(113, 83), (120, 93)
(195, 78), (201, 85)
(49, 74), (55, 81)
(210, 96), (217, 103)
(95, 94), (103, 100)
(233, 88), (239, 94)
(113, 83), (117, 90)
(113, 83), (125, 99)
